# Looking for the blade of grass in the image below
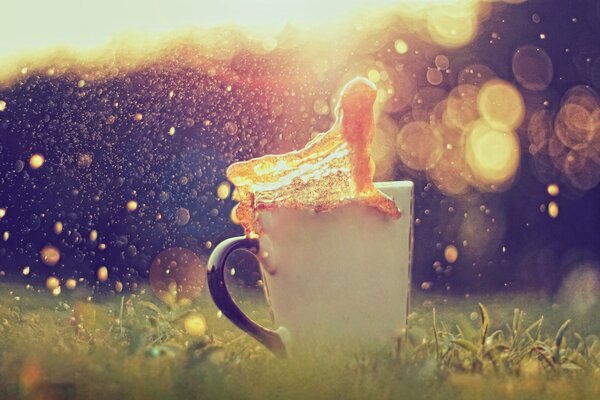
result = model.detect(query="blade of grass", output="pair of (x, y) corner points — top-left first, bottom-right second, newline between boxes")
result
(479, 303), (489, 347)
(433, 307), (440, 361)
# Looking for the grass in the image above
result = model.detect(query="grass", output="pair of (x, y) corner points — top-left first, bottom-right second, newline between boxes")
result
(1, 283), (600, 399)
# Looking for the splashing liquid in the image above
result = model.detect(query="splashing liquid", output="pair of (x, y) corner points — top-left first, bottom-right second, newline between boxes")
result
(227, 77), (401, 236)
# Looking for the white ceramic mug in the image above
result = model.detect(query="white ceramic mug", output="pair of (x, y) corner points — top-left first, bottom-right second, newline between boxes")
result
(207, 181), (413, 356)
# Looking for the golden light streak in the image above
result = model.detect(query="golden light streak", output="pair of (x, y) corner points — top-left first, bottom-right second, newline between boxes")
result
(0, 0), (494, 87)
(0, 0), (481, 56)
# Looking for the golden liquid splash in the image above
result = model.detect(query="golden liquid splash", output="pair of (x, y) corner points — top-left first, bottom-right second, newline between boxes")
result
(227, 77), (401, 235)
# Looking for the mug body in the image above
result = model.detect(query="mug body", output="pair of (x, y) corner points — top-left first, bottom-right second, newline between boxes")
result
(257, 181), (413, 346)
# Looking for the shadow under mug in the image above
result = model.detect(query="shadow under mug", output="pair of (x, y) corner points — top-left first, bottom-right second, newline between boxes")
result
(207, 181), (413, 357)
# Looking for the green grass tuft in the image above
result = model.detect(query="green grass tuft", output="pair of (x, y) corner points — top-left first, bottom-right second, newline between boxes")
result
(1, 283), (600, 399)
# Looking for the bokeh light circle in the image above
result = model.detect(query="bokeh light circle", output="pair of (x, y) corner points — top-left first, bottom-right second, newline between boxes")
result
(458, 64), (497, 87)
(40, 245), (60, 266)
(383, 68), (415, 113)
(427, 148), (472, 196)
(477, 79), (525, 130)
(527, 110), (554, 155)
(427, 6), (477, 48)
(444, 85), (480, 131)
(464, 120), (520, 189)
(395, 121), (443, 171)
(554, 85), (600, 152)
(512, 45), (553, 91)
(149, 247), (206, 306)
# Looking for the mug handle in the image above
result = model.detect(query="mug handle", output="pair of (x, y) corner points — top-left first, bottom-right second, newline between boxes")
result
(207, 236), (286, 357)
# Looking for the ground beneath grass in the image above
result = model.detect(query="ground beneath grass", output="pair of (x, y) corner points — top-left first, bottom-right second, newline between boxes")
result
(1, 282), (600, 400)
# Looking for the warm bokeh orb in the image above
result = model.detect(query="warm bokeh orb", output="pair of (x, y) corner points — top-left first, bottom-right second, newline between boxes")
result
(465, 120), (520, 189)
(29, 154), (45, 170)
(427, 149), (471, 196)
(477, 80), (525, 130)
(65, 278), (77, 290)
(217, 181), (231, 200)
(548, 201), (559, 218)
(527, 110), (553, 155)
(458, 64), (496, 87)
(40, 245), (60, 266)
(97, 266), (108, 282)
(427, 5), (477, 48)
(53, 221), (63, 234)
(444, 245), (459, 263)
(126, 200), (138, 212)
(46, 276), (60, 290)
(184, 313), (208, 336)
(394, 39), (408, 54)
(395, 121), (443, 171)
(547, 184), (560, 197)
(444, 85), (480, 131)
(149, 247), (206, 306)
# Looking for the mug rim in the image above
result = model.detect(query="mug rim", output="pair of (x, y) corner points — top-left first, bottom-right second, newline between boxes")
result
(374, 180), (413, 189)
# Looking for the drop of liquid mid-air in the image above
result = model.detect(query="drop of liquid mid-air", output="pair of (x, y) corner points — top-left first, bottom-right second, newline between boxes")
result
(40, 245), (60, 266)
(227, 77), (401, 235)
